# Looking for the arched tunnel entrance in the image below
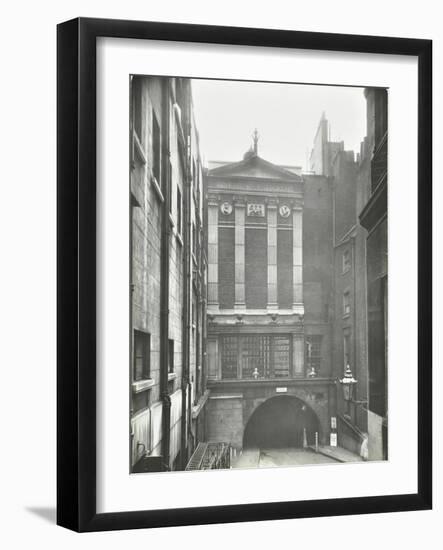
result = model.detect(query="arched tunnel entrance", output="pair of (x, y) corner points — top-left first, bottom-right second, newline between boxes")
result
(243, 396), (320, 449)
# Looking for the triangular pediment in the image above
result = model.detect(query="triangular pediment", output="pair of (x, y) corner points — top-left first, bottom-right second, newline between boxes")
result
(208, 155), (302, 182)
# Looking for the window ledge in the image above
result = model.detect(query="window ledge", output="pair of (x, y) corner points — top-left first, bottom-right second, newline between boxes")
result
(151, 176), (164, 203)
(168, 372), (177, 381)
(132, 379), (155, 394)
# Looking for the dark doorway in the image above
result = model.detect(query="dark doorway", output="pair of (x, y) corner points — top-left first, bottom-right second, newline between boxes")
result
(243, 396), (320, 449)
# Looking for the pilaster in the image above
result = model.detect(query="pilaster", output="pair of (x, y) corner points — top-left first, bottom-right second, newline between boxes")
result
(234, 201), (246, 309)
(267, 203), (278, 310)
(207, 201), (219, 310)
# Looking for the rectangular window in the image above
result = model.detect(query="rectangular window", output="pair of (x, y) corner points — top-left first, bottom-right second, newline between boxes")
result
(245, 228), (267, 309)
(272, 336), (291, 378)
(168, 339), (174, 374)
(220, 336), (238, 379)
(343, 290), (351, 316)
(132, 77), (142, 142)
(192, 295), (197, 366)
(306, 335), (322, 375)
(168, 161), (172, 213)
(343, 332), (351, 371)
(342, 248), (351, 273)
(133, 330), (150, 381)
(277, 229), (293, 308)
(218, 227), (235, 309)
(241, 335), (272, 379)
(192, 297), (196, 328)
(176, 186), (182, 235)
(152, 111), (161, 185)
(192, 222), (197, 257)
(220, 334), (291, 380)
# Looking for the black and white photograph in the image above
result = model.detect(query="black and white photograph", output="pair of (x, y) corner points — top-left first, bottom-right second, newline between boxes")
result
(129, 76), (388, 473)
(0, 0), (436, 543)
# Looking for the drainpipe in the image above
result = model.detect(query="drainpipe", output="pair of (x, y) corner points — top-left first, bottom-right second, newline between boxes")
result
(330, 176), (338, 425)
(181, 81), (192, 469)
(160, 79), (171, 470)
(352, 234), (357, 426)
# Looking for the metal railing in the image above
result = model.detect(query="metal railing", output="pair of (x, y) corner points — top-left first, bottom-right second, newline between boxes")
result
(186, 441), (231, 470)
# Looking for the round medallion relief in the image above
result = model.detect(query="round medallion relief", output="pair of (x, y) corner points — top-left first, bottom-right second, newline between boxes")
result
(220, 202), (233, 215)
(279, 204), (291, 218)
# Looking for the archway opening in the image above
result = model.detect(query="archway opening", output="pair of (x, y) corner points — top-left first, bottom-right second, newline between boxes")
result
(243, 396), (320, 449)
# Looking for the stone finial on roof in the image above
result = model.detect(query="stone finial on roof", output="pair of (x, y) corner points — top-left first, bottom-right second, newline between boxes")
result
(252, 128), (259, 155)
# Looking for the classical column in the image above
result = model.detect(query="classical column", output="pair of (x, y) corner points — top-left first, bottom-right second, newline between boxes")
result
(234, 201), (246, 309)
(292, 205), (303, 311)
(267, 203), (278, 310)
(207, 200), (219, 310)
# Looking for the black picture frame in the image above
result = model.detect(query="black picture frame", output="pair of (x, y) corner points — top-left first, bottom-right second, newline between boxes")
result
(57, 17), (432, 532)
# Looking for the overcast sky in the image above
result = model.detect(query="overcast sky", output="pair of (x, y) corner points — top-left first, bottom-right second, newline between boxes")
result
(192, 79), (367, 170)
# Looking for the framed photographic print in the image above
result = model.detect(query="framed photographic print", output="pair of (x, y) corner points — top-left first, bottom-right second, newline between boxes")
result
(57, 17), (432, 532)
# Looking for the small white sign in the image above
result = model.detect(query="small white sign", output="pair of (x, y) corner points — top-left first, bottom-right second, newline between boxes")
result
(330, 433), (338, 447)
(276, 387), (287, 393)
(331, 416), (337, 429)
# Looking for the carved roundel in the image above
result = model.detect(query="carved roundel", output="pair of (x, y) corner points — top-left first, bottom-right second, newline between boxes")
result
(279, 204), (291, 218)
(220, 202), (233, 215)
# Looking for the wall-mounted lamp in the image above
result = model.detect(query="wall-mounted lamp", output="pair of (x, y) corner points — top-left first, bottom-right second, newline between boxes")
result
(339, 364), (357, 419)
(339, 364), (357, 401)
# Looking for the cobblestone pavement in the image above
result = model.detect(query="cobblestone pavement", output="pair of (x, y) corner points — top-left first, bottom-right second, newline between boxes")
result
(232, 448), (337, 469)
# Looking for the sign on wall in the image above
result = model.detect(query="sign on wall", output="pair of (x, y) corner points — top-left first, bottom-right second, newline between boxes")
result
(247, 203), (265, 217)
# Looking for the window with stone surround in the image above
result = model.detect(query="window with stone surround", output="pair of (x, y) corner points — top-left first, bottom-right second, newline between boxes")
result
(342, 248), (351, 273)
(132, 76), (143, 143)
(343, 331), (351, 371)
(245, 228), (267, 309)
(305, 335), (322, 375)
(168, 339), (174, 374)
(176, 186), (182, 235)
(192, 222), (197, 258)
(133, 330), (150, 381)
(343, 290), (351, 316)
(220, 336), (238, 379)
(218, 226), (235, 309)
(277, 229), (293, 308)
(152, 110), (161, 186)
(220, 334), (291, 379)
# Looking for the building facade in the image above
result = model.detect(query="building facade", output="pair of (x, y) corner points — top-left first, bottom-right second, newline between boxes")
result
(308, 91), (388, 460)
(204, 136), (336, 453)
(359, 88), (388, 460)
(129, 79), (387, 468)
(309, 113), (370, 454)
(129, 76), (207, 472)
(203, 94), (387, 460)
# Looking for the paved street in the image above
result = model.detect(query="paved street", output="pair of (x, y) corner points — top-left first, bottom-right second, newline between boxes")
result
(232, 448), (338, 469)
